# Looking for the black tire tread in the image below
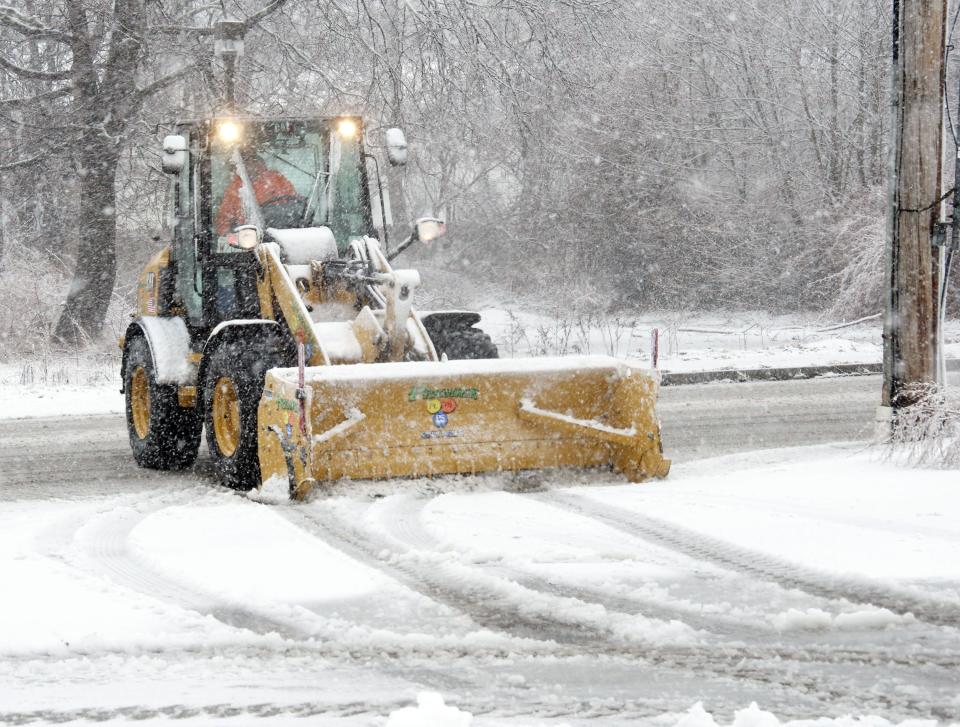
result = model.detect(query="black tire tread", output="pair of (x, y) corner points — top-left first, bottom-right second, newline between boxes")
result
(203, 337), (287, 491)
(124, 336), (201, 470)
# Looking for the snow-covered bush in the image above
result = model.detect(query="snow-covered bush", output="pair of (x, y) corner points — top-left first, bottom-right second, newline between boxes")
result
(0, 233), (136, 356)
(887, 383), (960, 468)
(824, 195), (885, 320)
(0, 238), (72, 356)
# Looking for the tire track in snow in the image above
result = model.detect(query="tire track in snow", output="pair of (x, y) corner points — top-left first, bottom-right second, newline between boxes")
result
(376, 493), (771, 640)
(282, 503), (606, 647)
(30, 492), (534, 670)
(373, 493), (960, 670)
(0, 697), (414, 725)
(35, 488), (312, 642)
(3, 686), (958, 726)
(281, 496), (960, 718)
(534, 491), (960, 629)
(11, 488), (959, 718)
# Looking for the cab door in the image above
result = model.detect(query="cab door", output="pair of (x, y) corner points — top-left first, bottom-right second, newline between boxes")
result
(170, 127), (203, 325)
(196, 133), (261, 327)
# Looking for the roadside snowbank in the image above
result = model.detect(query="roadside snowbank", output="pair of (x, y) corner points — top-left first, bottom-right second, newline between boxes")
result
(476, 308), (960, 374)
(0, 357), (122, 419)
(0, 384), (123, 419)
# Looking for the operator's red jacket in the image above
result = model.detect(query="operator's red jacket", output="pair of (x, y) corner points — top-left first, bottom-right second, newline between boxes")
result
(215, 163), (296, 236)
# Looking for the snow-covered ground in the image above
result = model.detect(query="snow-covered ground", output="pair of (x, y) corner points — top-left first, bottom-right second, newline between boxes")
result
(3, 310), (953, 421)
(0, 354), (124, 419)
(2, 295), (959, 724)
(476, 308), (960, 373)
(2, 443), (959, 725)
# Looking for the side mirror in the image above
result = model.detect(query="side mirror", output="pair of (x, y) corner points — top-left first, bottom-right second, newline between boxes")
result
(415, 217), (446, 243)
(385, 128), (408, 167)
(161, 135), (187, 175)
(386, 217), (446, 263)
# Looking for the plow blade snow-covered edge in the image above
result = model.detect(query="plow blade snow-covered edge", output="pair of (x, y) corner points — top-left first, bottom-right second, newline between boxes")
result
(257, 355), (670, 500)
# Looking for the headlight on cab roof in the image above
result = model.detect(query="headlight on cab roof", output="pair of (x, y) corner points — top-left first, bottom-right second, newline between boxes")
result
(336, 118), (358, 139)
(216, 119), (243, 144)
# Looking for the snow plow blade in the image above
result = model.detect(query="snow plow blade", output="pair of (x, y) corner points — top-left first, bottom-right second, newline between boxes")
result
(257, 355), (670, 500)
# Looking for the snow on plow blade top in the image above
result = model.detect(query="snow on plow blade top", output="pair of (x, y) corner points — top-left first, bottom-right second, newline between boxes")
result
(257, 355), (670, 499)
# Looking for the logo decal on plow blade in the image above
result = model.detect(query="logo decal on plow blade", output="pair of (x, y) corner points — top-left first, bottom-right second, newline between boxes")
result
(408, 385), (479, 402)
(414, 389), (467, 436)
(425, 397), (458, 414)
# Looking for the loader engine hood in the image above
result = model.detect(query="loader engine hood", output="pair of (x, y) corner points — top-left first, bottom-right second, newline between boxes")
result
(266, 226), (338, 264)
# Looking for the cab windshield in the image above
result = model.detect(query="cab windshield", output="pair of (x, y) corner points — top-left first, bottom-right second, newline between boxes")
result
(209, 118), (368, 254)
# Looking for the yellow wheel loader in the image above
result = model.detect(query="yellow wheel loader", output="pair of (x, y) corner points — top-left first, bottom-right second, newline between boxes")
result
(120, 115), (670, 499)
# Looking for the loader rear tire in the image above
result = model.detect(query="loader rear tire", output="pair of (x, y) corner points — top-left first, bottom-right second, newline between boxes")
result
(427, 320), (499, 360)
(203, 342), (283, 491)
(124, 336), (201, 470)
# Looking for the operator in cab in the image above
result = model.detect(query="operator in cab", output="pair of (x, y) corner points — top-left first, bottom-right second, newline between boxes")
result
(215, 148), (298, 236)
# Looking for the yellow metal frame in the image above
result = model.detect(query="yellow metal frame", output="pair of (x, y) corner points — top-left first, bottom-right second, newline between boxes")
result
(256, 245), (329, 365)
(177, 385), (197, 409)
(135, 248), (170, 318)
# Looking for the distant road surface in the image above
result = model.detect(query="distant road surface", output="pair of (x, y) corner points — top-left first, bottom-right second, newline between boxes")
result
(0, 373), (904, 500)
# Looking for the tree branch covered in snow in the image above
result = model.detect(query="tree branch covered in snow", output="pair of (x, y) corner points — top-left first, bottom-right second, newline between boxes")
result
(0, 53), (72, 81)
(0, 4), (71, 42)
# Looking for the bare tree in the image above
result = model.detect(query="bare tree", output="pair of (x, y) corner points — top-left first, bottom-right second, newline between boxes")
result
(0, 0), (291, 344)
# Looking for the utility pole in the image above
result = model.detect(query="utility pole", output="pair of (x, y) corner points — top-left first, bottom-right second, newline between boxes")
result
(881, 0), (947, 429)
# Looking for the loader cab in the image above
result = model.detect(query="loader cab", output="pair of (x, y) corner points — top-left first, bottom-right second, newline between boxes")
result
(163, 116), (375, 336)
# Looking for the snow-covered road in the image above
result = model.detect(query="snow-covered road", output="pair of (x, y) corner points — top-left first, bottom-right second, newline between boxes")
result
(1, 376), (959, 725)
(0, 373), (887, 500)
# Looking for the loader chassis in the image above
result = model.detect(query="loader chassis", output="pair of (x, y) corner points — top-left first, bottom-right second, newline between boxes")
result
(122, 115), (670, 497)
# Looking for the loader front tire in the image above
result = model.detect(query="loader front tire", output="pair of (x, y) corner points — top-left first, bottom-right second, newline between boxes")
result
(426, 319), (499, 360)
(203, 342), (280, 491)
(124, 336), (201, 470)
